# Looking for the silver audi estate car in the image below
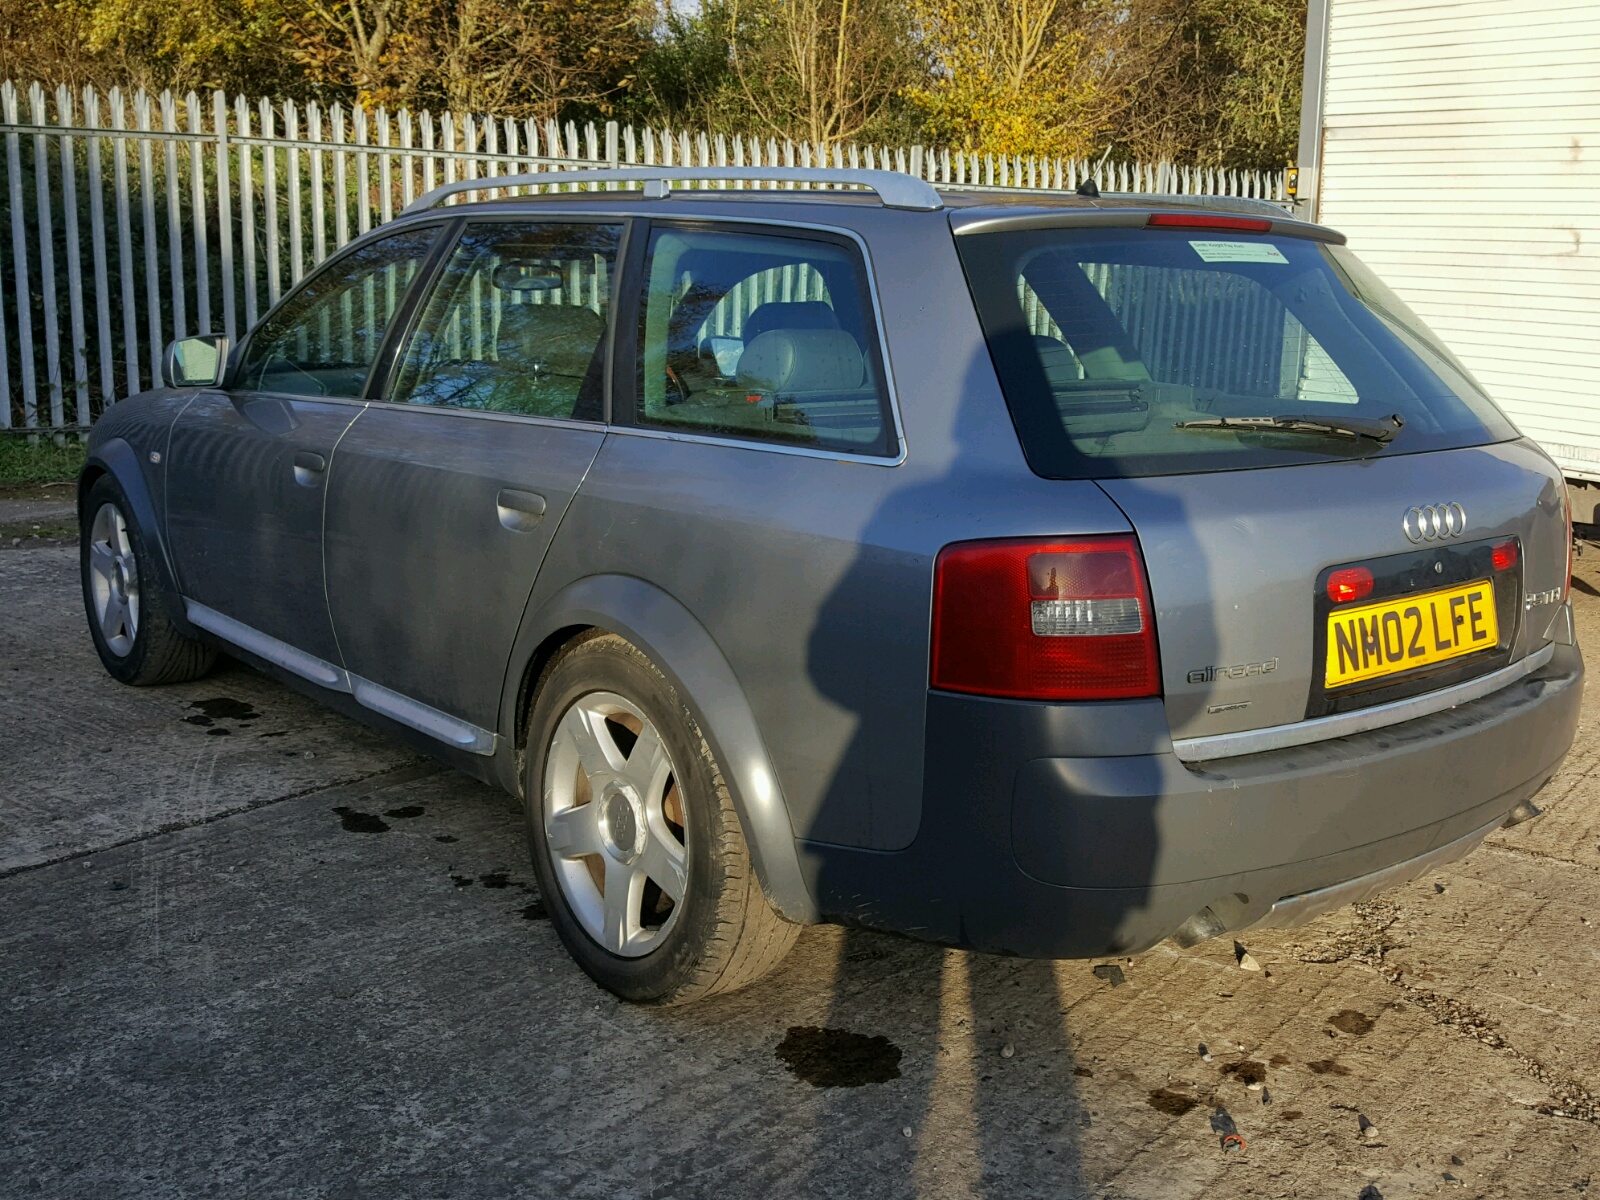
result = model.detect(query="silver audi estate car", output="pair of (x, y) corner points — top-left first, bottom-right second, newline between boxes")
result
(79, 167), (1582, 1004)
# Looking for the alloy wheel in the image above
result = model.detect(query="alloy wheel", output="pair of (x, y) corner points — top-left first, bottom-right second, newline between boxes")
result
(87, 502), (140, 657)
(542, 691), (688, 957)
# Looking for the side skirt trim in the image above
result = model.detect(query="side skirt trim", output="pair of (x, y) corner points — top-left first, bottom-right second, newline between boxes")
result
(184, 600), (498, 756)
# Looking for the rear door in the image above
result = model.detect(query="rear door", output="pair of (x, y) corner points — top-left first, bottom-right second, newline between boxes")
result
(956, 217), (1570, 743)
(166, 224), (442, 666)
(321, 218), (625, 750)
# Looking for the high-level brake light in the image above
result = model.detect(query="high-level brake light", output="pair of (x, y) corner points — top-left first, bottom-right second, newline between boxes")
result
(931, 536), (1160, 701)
(1146, 213), (1273, 233)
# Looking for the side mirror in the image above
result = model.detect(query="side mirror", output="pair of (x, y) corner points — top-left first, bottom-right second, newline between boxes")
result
(162, 335), (229, 388)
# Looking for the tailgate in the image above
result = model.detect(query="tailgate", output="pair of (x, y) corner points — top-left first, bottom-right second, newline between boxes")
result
(1098, 439), (1569, 743)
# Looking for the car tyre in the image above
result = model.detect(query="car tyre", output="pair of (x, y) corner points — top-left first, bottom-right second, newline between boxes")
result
(81, 473), (217, 686)
(525, 633), (799, 1004)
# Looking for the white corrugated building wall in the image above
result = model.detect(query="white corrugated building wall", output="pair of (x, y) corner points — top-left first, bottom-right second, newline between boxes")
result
(1299, 0), (1600, 507)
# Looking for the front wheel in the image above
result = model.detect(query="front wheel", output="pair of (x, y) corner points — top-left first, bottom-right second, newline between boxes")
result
(525, 634), (798, 1004)
(80, 474), (216, 686)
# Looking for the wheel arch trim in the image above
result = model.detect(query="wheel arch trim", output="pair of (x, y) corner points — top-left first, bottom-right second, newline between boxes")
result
(79, 437), (185, 615)
(503, 573), (821, 924)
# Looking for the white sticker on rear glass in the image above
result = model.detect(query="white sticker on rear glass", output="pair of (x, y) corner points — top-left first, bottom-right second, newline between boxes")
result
(1189, 240), (1288, 264)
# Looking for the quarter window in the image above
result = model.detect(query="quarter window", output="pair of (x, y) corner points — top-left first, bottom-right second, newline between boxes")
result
(235, 226), (439, 397)
(388, 222), (622, 420)
(635, 226), (893, 455)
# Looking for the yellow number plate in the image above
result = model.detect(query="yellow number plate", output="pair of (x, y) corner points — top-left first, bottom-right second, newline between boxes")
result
(1325, 580), (1499, 689)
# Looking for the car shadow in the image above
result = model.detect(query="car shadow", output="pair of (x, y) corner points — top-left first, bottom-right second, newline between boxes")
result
(769, 342), (1214, 1196)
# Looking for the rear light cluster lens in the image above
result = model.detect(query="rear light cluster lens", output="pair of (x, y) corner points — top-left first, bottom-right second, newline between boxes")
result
(931, 536), (1160, 701)
(1492, 540), (1519, 572)
(1326, 567), (1374, 604)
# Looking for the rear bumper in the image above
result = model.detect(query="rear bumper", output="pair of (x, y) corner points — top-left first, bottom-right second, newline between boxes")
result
(799, 640), (1581, 957)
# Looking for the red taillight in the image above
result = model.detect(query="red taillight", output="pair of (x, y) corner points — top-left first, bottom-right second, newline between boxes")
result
(1492, 540), (1519, 572)
(1147, 213), (1273, 233)
(930, 536), (1160, 701)
(1326, 567), (1374, 604)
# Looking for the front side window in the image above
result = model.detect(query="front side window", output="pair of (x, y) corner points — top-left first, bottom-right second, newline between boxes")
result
(958, 226), (1518, 478)
(388, 221), (621, 420)
(235, 226), (439, 398)
(635, 226), (894, 455)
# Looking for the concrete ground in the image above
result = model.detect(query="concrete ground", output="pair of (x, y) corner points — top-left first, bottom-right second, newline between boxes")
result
(2, 531), (1598, 1199)
(0, 484), (76, 548)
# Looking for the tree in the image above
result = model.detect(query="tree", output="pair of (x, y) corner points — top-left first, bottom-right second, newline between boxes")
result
(394, 0), (648, 118)
(618, 2), (742, 131)
(907, 0), (1117, 158)
(1107, 0), (1303, 170)
(0, 0), (303, 96)
(724, 0), (925, 147)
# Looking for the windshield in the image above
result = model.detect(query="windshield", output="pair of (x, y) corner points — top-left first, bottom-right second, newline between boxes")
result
(955, 226), (1518, 479)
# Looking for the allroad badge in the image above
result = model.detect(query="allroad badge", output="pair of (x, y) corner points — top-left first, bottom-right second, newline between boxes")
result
(1187, 658), (1279, 685)
(1402, 502), (1467, 543)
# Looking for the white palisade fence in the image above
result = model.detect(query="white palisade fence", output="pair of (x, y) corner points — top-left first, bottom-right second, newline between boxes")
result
(0, 79), (1288, 432)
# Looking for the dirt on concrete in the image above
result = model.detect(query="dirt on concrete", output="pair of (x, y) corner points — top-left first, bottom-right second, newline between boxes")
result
(2, 542), (1597, 1199)
(0, 483), (77, 548)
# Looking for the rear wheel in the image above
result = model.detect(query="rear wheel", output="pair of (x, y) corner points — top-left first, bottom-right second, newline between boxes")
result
(525, 634), (798, 1004)
(81, 474), (216, 686)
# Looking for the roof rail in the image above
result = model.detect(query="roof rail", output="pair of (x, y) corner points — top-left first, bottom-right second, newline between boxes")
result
(400, 166), (944, 215)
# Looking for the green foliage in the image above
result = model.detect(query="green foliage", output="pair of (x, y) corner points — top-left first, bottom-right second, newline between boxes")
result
(1, 0), (1304, 166)
(1111, 0), (1304, 171)
(616, 3), (741, 129)
(0, 438), (86, 486)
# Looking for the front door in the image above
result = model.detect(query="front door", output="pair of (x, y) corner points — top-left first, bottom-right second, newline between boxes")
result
(166, 224), (443, 668)
(322, 219), (624, 748)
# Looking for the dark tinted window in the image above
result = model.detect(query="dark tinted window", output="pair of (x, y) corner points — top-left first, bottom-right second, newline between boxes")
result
(389, 222), (621, 419)
(635, 226), (894, 455)
(956, 227), (1518, 479)
(236, 226), (438, 397)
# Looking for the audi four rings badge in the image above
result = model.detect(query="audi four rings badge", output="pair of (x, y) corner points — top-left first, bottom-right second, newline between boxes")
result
(1402, 502), (1467, 543)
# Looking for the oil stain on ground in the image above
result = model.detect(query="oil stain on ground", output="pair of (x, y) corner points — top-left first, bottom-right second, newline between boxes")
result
(187, 697), (260, 724)
(1147, 1088), (1199, 1116)
(775, 1026), (902, 1088)
(1328, 1009), (1375, 1036)
(520, 900), (548, 921)
(1307, 1059), (1351, 1076)
(384, 805), (425, 819)
(1222, 1059), (1268, 1086)
(332, 807), (389, 833)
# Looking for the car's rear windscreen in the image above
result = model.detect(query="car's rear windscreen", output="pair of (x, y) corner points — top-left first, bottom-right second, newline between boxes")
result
(955, 225), (1519, 479)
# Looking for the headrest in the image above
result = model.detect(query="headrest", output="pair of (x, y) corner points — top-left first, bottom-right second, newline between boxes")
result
(737, 329), (865, 394)
(740, 300), (840, 345)
(492, 261), (563, 293)
(497, 303), (605, 359)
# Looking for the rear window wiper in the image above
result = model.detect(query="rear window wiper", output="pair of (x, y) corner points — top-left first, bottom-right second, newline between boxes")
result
(1173, 413), (1404, 444)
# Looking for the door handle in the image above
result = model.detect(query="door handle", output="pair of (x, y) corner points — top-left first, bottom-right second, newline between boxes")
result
(292, 451), (327, 487)
(496, 488), (547, 533)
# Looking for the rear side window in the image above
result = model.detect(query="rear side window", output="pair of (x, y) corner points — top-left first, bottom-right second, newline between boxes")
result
(957, 227), (1518, 478)
(389, 221), (621, 420)
(634, 226), (894, 455)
